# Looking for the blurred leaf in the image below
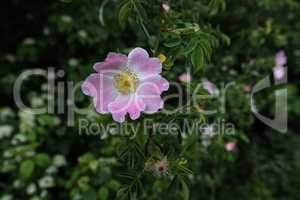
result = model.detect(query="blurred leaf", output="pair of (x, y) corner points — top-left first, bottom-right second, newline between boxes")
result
(35, 153), (51, 167)
(20, 160), (34, 178)
(98, 187), (109, 200)
(181, 179), (190, 200)
(83, 189), (97, 200)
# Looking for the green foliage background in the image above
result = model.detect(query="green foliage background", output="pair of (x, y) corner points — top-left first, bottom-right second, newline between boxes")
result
(0, 0), (299, 199)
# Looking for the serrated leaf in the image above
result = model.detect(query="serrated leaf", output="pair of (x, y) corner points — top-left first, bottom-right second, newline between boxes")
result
(119, 1), (131, 27)
(199, 39), (212, 62)
(184, 38), (198, 55)
(191, 45), (204, 71)
(164, 38), (182, 48)
(116, 188), (129, 200)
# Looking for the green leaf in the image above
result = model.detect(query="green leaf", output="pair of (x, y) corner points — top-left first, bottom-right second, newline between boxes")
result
(181, 179), (190, 200)
(164, 38), (182, 48)
(199, 39), (212, 62)
(116, 188), (129, 200)
(191, 45), (204, 71)
(184, 38), (198, 55)
(20, 160), (34, 178)
(98, 187), (109, 200)
(119, 1), (131, 27)
(134, 1), (148, 22)
(83, 189), (97, 200)
(164, 58), (174, 69)
(35, 153), (51, 167)
(37, 115), (60, 126)
(221, 33), (231, 45)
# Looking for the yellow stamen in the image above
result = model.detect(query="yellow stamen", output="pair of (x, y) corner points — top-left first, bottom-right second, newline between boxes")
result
(113, 69), (139, 95)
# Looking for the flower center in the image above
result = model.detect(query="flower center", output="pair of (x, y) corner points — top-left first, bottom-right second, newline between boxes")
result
(113, 69), (139, 95)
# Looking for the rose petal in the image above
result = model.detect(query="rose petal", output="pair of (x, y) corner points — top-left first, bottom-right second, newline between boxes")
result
(81, 73), (117, 113)
(138, 75), (169, 95)
(93, 53), (127, 73)
(128, 48), (162, 77)
(108, 95), (145, 122)
(142, 95), (164, 114)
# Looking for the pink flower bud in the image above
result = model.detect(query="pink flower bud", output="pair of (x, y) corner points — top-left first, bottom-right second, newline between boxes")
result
(275, 51), (287, 67)
(161, 3), (170, 12)
(179, 73), (191, 83)
(225, 142), (236, 152)
(244, 85), (251, 92)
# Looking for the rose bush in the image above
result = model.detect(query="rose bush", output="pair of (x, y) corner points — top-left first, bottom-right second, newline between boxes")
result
(0, 0), (300, 200)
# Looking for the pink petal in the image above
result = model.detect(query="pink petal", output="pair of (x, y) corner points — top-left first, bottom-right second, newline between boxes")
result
(142, 95), (164, 114)
(93, 53), (127, 73)
(81, 73), (117, 113)
(128, 48), (162, 77)
(137, 75), (168, 114)
(202, 80), (218, 95)
(138, 75), (169, 95)
(275, 51), (287, 66)
(273, 66), (285, 80)
(108, 95), (145, 122)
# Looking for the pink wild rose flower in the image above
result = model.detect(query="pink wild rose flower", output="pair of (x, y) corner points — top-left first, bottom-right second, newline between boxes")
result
(81, 48), (169, 123)
(273, 50), (287, 80)
(275, 50), (287, 67)
(225, 142), (236, 152)
(179, 73), (191, 83)
(202, 79), (219, 96)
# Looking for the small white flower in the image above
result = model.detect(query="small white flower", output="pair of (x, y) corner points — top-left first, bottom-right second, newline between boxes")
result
(0, 108), (15, 121)
(46, 166), (58, 174)
(19, 109), (35, 132)
(38, 176), (54, 188)
(40, 190), (48, 198)
(3, 150), (12, 158)
(0, 195), (13, 200)
(23, 38), (36, 45)
(229, 69), (237, 75)
(13, 179), (22, 188)
(68, 58), (79, 66)
(89, 160), (98, 171)
(31, 97), (44, 107)
(53, 154), (67, 167)
(26, 183), (37, 195)
(0, 125), (13, 139)
(5, 54), (16, 63)
(41, 84), (48, 91)
(43, 27), (50, 35)
(15, 134), (27, 143)
(61, 15), (72, 23)
(78, 30), (88, 39)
